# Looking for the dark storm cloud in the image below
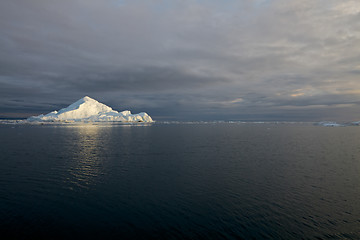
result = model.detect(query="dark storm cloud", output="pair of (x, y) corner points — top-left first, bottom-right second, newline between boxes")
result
(1, 0), (360, 120)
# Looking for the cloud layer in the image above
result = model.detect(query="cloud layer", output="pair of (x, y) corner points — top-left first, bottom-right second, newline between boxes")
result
(1, 0), (360, 120)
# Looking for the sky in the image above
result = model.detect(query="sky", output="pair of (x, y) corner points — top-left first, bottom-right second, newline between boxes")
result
(1, 0), (360, 121)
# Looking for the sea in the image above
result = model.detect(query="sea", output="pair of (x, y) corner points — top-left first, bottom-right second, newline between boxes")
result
(1, 122), (360, 239)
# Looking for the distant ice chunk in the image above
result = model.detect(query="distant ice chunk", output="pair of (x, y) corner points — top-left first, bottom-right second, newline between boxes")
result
(315, 121), (344, 127)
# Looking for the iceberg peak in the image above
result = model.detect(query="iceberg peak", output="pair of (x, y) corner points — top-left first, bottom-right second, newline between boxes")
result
(83, 96), (92, 101)
(80, 96), (99, 103)
(28, 96), (153, 123)
(69, 96), (100, 106)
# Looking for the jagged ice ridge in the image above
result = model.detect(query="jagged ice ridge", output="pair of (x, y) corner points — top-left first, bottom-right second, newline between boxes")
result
(28, 96), (153, 122)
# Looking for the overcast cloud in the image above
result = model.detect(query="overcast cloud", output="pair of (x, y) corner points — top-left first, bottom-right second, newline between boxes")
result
(1, 0), (360, 120)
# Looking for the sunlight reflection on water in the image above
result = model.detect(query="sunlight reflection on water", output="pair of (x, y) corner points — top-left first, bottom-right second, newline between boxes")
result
(62, 124), (152, 190)
(67, 125), (104, 189)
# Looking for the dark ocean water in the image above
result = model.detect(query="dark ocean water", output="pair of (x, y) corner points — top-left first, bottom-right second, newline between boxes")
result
(1, 123), (360, 239)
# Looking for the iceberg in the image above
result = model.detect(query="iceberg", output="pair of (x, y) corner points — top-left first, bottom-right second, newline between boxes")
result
(314, 121), (344, 127)
(27, 96), (153, 122)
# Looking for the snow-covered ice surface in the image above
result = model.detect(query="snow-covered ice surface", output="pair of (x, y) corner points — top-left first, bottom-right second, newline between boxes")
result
(26, 96), (153, 123)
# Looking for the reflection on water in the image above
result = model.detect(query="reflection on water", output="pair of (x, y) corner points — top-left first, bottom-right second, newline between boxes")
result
(65, 125), (107, 189)
(62, 124), (152, 190)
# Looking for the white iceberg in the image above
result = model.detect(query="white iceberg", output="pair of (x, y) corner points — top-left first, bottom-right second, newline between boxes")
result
(315, 121), (344, 127)
(27, 96), (153, 123)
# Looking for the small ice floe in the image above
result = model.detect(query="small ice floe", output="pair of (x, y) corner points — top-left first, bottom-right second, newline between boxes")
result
(350, 121), (360, 126)
(315, 121), (345, 127)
